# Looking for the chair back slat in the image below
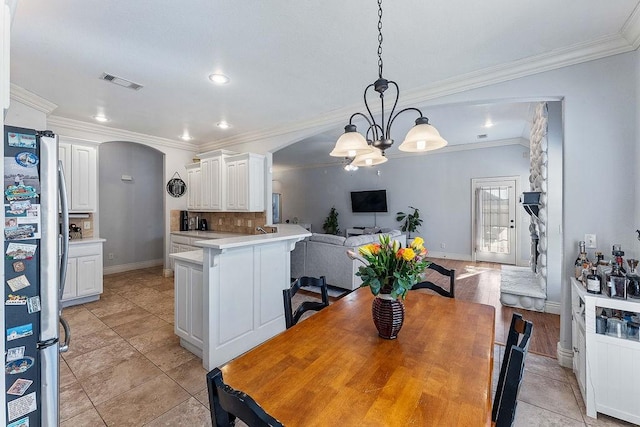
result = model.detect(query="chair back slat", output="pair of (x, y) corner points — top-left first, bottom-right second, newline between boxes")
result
(207, 368), (284, 427)
(411, 262), (455, 298)
(492, 313), (533, 426)
(283, 276), (329, 329)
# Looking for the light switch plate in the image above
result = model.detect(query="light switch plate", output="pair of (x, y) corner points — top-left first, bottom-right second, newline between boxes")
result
(83, 221), (91, 230)
(585, 234), (597, 249)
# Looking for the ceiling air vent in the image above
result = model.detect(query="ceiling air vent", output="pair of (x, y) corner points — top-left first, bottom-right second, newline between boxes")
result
(99, 73), (143, 90)
(477, 134), (488, 139)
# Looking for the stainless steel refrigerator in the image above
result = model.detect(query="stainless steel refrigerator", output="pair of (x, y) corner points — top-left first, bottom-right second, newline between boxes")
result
(3, 125), (70, 426)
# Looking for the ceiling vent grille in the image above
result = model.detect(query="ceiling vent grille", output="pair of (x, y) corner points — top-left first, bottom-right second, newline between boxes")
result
(477, 134), (488, 139)
(99, 73), (143, 90)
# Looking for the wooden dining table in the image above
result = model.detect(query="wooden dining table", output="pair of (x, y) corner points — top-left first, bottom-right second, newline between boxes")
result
(221, 287), (496, 426)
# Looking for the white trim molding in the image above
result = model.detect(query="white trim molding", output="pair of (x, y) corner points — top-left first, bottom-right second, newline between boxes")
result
(103, 259), (163, 275)
(556, 342), (574, 369)
(10, 83), (57, 114)
(47, 115), (199, 151)
(545, 300), (561, 315)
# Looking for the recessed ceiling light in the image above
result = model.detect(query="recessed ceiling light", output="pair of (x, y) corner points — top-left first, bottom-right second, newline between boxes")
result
(217, 121), (230, 129)
(484, 119), (494, 128)
(180, 132), (192, 141)
(209, 73), (230, 85)
(93, 115), (109, 123)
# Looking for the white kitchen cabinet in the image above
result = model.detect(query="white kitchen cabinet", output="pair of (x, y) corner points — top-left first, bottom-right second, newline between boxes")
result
(186, 163), (201, 210)
(58, 142), (97, 212)
(61, 241), (104, 307)
(571, 277), (640, 425)
(197, 150), (236, 211)
(224, 152), (265, 212)
(173, 252), (204, 355)
(169, 234), (200, 270)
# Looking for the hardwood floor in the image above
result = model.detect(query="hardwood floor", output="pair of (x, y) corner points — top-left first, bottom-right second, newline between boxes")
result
(420, 258), (560, 358)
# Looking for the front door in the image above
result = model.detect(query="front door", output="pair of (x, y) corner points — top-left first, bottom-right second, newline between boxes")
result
(472, 178), (517, 265)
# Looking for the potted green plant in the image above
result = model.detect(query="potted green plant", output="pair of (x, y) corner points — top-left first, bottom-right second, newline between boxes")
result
(322, 206), (340, 235)
(396, 206), (423, 238)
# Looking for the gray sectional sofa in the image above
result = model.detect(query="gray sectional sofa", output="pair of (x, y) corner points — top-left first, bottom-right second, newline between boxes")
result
(291, 229), (406, 290)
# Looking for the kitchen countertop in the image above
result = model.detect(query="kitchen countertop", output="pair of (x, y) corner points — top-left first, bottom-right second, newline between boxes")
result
(169, 249), (203, 264)
(69, 237), (106, 245)
(195, 224), (310, 250)
(170, 230), (243, 239)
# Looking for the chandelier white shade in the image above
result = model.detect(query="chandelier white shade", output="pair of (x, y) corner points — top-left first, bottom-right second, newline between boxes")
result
(329, 0), (447, 168)
(398, 118), (448, 152)
(351, 147), (387, 167)
(329, 125), (372, 157)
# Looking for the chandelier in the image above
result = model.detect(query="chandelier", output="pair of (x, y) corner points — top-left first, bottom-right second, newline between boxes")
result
(330, 0), (448, 167)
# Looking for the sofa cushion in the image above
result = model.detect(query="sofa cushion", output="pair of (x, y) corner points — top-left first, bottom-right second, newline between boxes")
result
(344, 234), (379, 247)
(309, 233), (346, 245)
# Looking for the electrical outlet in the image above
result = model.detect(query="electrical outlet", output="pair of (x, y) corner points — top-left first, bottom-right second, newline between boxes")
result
(440, 243), (446, 249)
(585, 234), (597, 249)
(83, 221), (91, 230)
(108, 253), (114, 260)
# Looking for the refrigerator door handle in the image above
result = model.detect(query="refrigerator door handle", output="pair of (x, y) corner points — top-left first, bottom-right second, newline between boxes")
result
(59, 316), (71, 353)
(58, 160), (70, 301)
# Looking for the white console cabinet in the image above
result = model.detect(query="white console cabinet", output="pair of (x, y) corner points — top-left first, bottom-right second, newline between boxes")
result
(62, 240), (104, 307)
(571, 277), (640, 424)
(59, 141), (97, 212)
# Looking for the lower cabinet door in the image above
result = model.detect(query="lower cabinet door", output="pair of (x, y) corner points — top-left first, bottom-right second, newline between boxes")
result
(190, 268), (204, 347)
(174, 263), (190, 340)
(62, 258), (77, 300)
(76, 254), (103, 297)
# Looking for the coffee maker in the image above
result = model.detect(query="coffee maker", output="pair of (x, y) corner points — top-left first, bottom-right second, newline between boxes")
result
(180, 210), (189, 231)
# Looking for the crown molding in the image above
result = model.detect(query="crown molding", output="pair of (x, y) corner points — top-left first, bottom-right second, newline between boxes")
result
(273, 138), (528, 173)
(47, 116), (199, 151)
(205, 33), (636, 152)
(10, 84), (58, 114)
(622, 2), (640, 49)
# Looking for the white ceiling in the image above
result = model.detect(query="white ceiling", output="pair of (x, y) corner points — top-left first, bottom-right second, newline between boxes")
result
(9, 1), (640, 167)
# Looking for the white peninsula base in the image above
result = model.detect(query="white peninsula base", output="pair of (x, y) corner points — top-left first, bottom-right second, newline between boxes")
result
(171, 225), (310, 370)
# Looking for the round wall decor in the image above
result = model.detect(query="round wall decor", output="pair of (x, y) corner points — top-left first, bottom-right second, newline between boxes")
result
(166, 172), (186, 198)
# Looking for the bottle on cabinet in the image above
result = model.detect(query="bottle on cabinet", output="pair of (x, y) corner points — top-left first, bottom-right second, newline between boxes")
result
(608, 261), (627, 299)
(586, 266), (601, 294)
(574, 241), (590, 282)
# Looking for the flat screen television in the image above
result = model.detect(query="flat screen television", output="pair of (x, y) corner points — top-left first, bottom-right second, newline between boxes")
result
(351, 190), (388, 213)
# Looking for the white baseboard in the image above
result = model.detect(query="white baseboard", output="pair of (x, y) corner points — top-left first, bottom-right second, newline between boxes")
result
(427, 251), (472, 261)
(545, 300), (561, 315)
(104, 259), (163, 275)
(556, 342), (573, 368)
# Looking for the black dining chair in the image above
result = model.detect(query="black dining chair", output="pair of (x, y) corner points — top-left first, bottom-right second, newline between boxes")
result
(492, 313), (534, 427)
(282, 276), (329, 329)
(410, 262), (455, 298)
(207, 368), (284, 427)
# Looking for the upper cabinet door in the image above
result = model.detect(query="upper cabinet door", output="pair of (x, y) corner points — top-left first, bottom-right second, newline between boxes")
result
(70, 145), (97, 211)
(186, 164), (201, 210)
(58, 143), (73, 209)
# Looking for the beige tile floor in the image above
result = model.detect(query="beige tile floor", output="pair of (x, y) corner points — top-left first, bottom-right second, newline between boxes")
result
(60, 267), (636, 426)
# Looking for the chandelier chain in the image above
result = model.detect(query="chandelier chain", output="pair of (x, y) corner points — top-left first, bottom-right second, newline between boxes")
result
(377, 0), (383, 79)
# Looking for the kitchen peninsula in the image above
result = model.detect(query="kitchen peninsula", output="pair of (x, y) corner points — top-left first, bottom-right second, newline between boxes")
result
(170, 224), (311, 370)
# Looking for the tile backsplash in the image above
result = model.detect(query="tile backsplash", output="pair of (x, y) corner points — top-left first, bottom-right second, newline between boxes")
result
(67, 213), (94, 239)
(170, 210), (267, 235)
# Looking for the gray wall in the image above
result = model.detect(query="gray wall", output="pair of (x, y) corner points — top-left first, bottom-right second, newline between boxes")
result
(274, 143), (531, 264)
(99, 141), (164, 268)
